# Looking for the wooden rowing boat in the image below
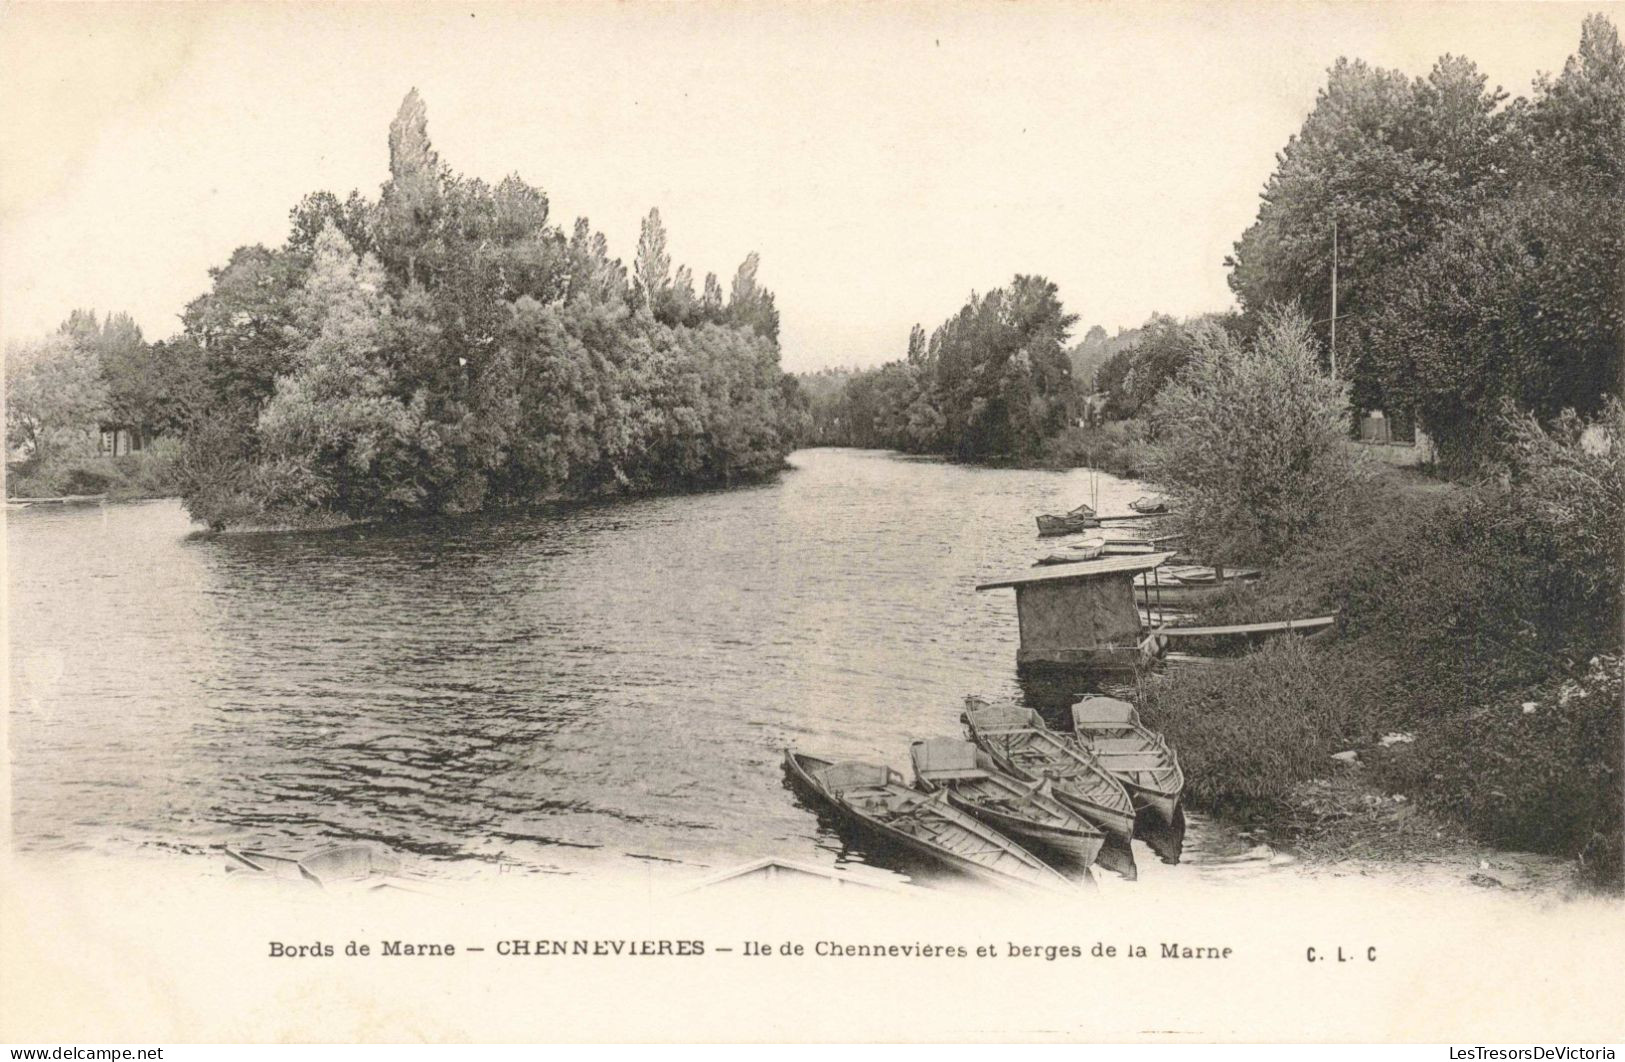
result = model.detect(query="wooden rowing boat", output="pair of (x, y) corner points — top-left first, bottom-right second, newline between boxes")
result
(1035, 504), (1098, 537)
(1132, 565), (1262, 603)
(1068, 696), (1184, 826)
(1033, 537), (1107, 566)
(959, 698), (1136, 843)
(783, 750), (1072, 892)
(909, 738), (1105, 869)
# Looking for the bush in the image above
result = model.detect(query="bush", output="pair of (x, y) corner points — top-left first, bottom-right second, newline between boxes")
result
(1396, 656), (1622, 886)
(112, 435), (183, 497)
(1036, 420), (1152, 477)
(1141, 638), (1376, 815)
(1170, 403), (1622, 881)
(1148, 306), (1370, 566)
(62, 466), (112, 494)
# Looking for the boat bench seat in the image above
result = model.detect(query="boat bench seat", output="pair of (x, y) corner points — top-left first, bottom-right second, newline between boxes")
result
(1071, 697), (1137, 724)
(1084, 738), (1159, 751)
(1096, 756), (1170, 769)
(912, 738), (988, 781)
(819, 762), (895, 793)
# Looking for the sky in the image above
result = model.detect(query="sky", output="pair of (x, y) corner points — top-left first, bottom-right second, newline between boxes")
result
(0, 1), (1608, 373)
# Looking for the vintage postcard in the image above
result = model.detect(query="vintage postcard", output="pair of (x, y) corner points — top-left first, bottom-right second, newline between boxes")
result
(3, 0), (1622, 1046)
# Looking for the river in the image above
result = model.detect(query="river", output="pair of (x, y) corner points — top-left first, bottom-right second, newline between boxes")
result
(8, 448), (1282, 889)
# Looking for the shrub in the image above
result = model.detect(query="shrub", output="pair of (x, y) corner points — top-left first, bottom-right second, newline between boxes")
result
(1140, 638), (1376, 815)
(1171, 403), (1623, 881)
(113, 435), (183, 496)
(1396, 655), (1622, 886)
(1147, 306), (1370, 566)
(1036, 420), (1152, 477)
(61, 466), (112, 495)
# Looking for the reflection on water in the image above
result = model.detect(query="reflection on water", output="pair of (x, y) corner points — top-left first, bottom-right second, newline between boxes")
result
(8, 449), (1270, 888)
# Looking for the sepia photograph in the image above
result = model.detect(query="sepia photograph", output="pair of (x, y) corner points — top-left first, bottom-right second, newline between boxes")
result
(2, 0), (1623, 1047)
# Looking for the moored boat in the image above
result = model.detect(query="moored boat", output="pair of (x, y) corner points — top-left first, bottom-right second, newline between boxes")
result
(909, 737), (1105, 869)
(959, 698), (1136, 843)
(1033, 537), (1107, 566)
(782, 750), (1072, 892)
(1132, 565), (1262, 602)
(1069, 696), (1184, 825)
(1128, 496), (1168, 514)
(1035, 504), (1098, 537)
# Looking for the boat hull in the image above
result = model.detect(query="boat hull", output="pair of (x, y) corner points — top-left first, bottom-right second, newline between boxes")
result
(1069, 696), (1186, 830)
(1127, 786), (1181, 827)
(1036, 515), (1098, 536)
(949, 796), (1104, 867)
(783, 751), (1069, 892)
(971, 741), (1136, 842)
(1046, 787), (1137, 843)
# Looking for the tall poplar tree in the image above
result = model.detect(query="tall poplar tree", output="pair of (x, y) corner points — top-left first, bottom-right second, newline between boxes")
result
(378, 88), (442, 286)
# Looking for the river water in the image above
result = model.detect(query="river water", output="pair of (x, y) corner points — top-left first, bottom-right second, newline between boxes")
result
(8, 448), (1279, 888)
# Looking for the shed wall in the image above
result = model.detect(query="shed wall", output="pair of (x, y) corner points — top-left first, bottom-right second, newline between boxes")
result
(1014, 573), (1142, 655)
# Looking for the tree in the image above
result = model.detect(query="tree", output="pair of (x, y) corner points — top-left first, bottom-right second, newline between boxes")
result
(167, 90), (802, 527)
(256, 223), (424, 516)
(4, 333), (108, 465)
(1226, 54), (1519, 405)
(818, 275), (1078, 458)
(667, 264), (699, 325)
(725, 252), (781, 344)
(633, 207), (672, 316)
(1524, 13), (1625, 194)
(288, 190), (375, 258)
(377, 88), (443, 286)
(1362, 185), (1624, 472)
(1148, 307), (1367, 563)
(182, 244), (305, 416)
(701, 272), (724, 318)
(906, 323), (926, 364)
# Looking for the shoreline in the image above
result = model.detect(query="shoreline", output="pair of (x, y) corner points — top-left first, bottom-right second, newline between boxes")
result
(180, 459), (797, 536)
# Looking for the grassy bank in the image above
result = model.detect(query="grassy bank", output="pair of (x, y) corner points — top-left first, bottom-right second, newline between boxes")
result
(973, 420), (1156, 477)
(7, 441), (182, 502)
(1035, 421), (1154, 477)
(1137, 441), (1623, 888)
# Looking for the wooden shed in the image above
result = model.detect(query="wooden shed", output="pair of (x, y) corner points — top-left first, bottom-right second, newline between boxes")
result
(976, 552), (1174, 668)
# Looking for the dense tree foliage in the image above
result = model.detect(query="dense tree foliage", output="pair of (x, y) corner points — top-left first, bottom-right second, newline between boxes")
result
(5, 331), (107, 468)
(168, 90), (802, 528)
(4, 308), (206, 497)
(1092, 312), (1250, 421)
(1229, 14), (1624, 469)
(1147, 307), (1368, 564)
(809, 275), (1078, 459)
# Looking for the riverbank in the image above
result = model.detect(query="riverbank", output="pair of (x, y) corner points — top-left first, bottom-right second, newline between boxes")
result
(6, 448), (181, 503)
(959, 420), (1155, 478)
(186, 458), (797, 534)
(1135, 444), (1622, 890)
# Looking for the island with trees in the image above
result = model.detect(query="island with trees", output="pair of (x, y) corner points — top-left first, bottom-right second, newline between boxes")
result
(6, 90), (807, 529)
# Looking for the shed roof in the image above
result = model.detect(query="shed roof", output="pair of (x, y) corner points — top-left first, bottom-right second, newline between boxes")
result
(975, 551), (1174, 592)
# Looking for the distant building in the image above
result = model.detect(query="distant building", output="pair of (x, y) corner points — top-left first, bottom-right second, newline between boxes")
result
(1355, 409), (1434, 466)
(98, 423), (147, 457)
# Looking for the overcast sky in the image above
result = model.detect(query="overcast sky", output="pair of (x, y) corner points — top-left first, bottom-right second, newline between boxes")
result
(0, 2), (1603, 372)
